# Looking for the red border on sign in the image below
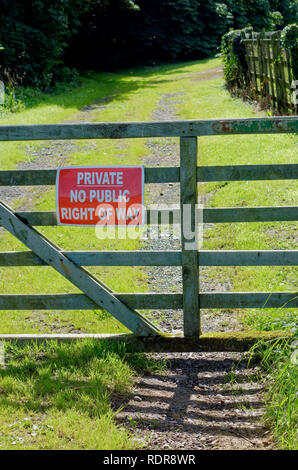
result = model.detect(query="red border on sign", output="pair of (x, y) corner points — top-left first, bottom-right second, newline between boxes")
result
(56, 165), (145, 227)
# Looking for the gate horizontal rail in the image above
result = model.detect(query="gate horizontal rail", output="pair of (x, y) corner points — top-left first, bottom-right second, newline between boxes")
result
(0, 117), (297, 141)
(1, 250), (297, 266)
(3, 206), (296, 226)
(0, 116), (297, 350)
(1, 164), (298, 185)
(0, 292), (296, 310)
(0, 205), (296, 227)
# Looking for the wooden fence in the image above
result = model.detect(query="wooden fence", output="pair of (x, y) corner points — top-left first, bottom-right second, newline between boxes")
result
(0, 117), (297, 352)
(241, 30), (297, 113)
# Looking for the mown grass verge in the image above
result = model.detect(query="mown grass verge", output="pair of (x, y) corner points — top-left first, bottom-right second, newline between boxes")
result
(248, 331), (297, 450)
(0, 339), (166, 449)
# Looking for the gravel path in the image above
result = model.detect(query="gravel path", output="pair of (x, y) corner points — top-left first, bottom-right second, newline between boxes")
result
(115, 352), (273, 450)
(142, 75), (241, 335)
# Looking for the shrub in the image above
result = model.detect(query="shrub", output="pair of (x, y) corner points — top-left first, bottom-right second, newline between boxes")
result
(221, 28), (250, 92)
(281, 24), (298, 79)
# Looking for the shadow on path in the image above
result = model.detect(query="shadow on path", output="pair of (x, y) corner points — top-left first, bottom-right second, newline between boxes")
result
(114, 353), (273, 450)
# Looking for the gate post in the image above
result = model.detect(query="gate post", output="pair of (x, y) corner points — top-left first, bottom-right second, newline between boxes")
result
(180, 136), (200, 338)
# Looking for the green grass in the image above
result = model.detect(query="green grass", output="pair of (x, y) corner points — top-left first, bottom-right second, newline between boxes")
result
(0, 56), (297, 449)
(0, 57), (222, 335)
(248, 333), (298, 450)
(0, 340), (166, 449)
(177, 74), (297, 333)
(1, 57), (296, 335)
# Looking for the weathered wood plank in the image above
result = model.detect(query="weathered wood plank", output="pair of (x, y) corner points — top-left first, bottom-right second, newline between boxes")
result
(0, 293), (183, 310)
(180, 136), (200, 337)
(14, 209), (183, 226)
(146, 167), (179, 183)
(65, 250), (180, 267)
(266, 39), (276, 106)
(272, 31), (283, 111)
(0, 201), (160, 336)
(199, 250), (298, 266)
(0, 167), (180, 186)
(203, 206), (298, 223)
(0, 331), (290, 352)
(0, 292), (296, 310)
(251, 36), (259, 93)
(200, 292), (298, 309)
(197, 164), (298, 182)
(257, 31), (266, 98)
(0, 250), (181, 266)
(0, 169), (57, 186)
(15, 211), (57, 226)
(0, 117), (296, 141)
(1, 249), (297, 267)
(9, 206), (297, 227)
(1, 164), (297, 186)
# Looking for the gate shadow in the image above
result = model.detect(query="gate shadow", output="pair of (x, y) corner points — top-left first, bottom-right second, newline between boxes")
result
(113, 354), (271, 449)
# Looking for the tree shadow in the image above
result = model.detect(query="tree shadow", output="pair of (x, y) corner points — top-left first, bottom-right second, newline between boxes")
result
(16, 57), (220, 114)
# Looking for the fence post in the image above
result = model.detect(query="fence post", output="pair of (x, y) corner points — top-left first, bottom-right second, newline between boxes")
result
(180, 136), (200, 338)
(251, 33), (259, 96)
(272, 31), (283, 111)
(257, 31), (266, 97)
(285, 49), (295, 114)
(266, 34), (276, 108)
(278, 33), (288, 110)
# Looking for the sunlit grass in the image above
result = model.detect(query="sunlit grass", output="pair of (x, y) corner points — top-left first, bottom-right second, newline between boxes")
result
(0, 340), (166, 449)
(248, 334), (298, 450)
(0, 57), (296, 335)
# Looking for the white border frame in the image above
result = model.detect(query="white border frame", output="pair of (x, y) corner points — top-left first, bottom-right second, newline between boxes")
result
(56, 165), (145, 227)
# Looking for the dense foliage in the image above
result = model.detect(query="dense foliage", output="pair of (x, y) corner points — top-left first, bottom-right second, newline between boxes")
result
(221, 28), (250, 91)
(0, 0), (297, 87)
(0, 0), (89, 87)
(68, 0), (298, 69)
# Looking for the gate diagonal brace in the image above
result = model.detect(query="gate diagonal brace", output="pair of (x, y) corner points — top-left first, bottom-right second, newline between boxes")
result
(0, 201), (160, 337)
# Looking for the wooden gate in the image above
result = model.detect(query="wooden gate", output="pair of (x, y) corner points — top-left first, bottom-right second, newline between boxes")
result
(0, 117), (297, 351)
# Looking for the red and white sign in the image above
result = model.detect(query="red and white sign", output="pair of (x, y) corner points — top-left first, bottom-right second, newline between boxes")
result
(56, 166), (144, 226)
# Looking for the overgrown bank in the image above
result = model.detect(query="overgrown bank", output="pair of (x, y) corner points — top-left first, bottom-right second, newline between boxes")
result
(249, 333), (297, 449)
